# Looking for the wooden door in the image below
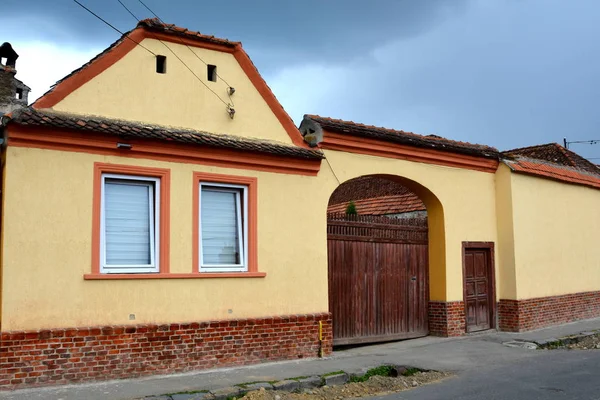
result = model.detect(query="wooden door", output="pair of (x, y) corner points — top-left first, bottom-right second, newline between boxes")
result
(463, 244), (495, 332)
(327, 214), (429, 345)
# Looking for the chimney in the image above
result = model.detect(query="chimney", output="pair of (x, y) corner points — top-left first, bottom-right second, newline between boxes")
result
(0, 42), (31, 115)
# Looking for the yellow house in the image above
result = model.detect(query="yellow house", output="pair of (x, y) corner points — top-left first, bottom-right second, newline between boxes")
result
(0, 18), (599, 389)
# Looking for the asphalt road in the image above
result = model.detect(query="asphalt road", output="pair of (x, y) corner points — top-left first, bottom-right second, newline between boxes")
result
(371, 349), (600, 400)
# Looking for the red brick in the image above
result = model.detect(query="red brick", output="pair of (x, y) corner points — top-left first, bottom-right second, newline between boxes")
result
(0, 312), (332, 390)
(499, 291), (600, 332)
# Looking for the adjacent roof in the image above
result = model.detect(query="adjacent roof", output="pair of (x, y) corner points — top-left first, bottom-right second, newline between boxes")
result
(329, 176), (414, 205)
(503, 143), (600, 190)
(305, 115), (499, 159)
(327, 193), (425, 216)
(505, 158), (600, 190)
(327, 176), (425, 216)
(6, 108), (323, 160)
(503, 143), (599, 175)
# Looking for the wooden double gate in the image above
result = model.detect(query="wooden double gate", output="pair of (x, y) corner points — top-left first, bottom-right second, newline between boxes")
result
(327, 214), (429, 345)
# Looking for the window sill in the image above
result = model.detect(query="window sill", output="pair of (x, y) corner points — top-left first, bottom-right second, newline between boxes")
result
(84, 272), (267, 280)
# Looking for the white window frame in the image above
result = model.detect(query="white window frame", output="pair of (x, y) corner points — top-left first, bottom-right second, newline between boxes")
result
(100, 173), (160, 274)
(199, 182), (248, 273)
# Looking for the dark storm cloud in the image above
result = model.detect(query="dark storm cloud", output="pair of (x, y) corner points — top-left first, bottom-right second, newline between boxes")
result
(1, 0), (600, 158)
(2, 0), (467, 60)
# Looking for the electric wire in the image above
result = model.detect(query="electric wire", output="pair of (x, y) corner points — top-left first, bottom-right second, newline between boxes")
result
(117, 0), (139, 21)
(115, 0), (231, 108)
(325, 157), (342, 186)
(72, 0), (156, 56)
(137, 0), (233, 88)
(136, 0), (236, 106)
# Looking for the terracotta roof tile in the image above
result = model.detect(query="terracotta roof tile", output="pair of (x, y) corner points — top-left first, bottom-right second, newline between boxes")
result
(503, 143), (599, 175)
(505, 158), (600, 190)
(138, 18), (239, 47)
(327, 194), (425, 216)
(329, 176), (414, 205)
(306, 115), (499, 159)
(6, 108), (323, 160)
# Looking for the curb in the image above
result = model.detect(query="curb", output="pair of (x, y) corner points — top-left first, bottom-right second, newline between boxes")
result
(148, 365), (419, 400)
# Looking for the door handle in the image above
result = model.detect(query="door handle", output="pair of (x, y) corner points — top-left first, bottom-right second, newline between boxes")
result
(411, 276), (417, 281)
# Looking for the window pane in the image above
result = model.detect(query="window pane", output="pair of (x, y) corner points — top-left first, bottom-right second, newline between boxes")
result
(201, 188), (241, 265)
(105, 180), (152, 265)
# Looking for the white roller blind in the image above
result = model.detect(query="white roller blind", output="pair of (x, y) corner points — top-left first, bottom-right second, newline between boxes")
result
(200, 187), (243, 266)
(103, 178), (155, 268)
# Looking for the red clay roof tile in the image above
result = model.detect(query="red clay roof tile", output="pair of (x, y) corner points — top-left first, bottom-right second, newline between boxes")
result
(306, 114), (499, 159)
(505, 158), (600, 190)
(327, 194), (425, 216)
(503, 143), (599, 175)
(503, 143), (600, 190)
(7, 108), (323, 160)
(138, 18), (239, 47)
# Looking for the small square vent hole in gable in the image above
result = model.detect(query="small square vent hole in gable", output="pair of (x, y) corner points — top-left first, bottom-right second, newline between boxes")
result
(156, 55), (166, 74)
(207, 64), (217, 82)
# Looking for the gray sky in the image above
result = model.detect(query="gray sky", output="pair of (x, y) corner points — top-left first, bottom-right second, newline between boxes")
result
(2, 0), (600, 158)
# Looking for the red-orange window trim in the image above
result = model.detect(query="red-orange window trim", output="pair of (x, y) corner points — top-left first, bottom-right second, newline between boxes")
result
(192, 172), (259, 274)
(90, 162), (171, 275)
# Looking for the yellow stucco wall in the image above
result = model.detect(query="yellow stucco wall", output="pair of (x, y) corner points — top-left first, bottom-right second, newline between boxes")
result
(510, 171), (600, 299)
(52, 38), (294, 145)
(1, 144), (503, 331)
(495, 164), (517, 300)
(321, 150), (500, 303)
(1, 146), (329, 331)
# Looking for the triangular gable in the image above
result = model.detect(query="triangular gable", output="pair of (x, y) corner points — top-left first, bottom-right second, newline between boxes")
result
(33, 19), (308, 148)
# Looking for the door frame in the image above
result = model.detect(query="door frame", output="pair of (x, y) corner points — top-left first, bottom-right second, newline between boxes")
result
(461, 241), (496, 332)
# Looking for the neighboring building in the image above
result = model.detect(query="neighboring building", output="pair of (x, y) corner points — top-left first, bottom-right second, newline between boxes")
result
(0, 19), (599, 390)
(0, 42), (30, 115)
(327, 176), (426, 218)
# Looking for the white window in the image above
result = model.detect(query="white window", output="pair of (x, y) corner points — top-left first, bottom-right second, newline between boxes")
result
(100, 174), (160, 273)
(199, 182), (248, 272)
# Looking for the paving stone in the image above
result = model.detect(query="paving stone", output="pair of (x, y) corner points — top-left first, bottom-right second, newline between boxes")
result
(172, 392), (213, 400)
(243, 382), (273, 391)
(323, 373), (348, 386)
(298, 376), (321, 389)
(535, 338), (558, 346)
(210, 386), (241, 400)
(272, 380), (300, 392)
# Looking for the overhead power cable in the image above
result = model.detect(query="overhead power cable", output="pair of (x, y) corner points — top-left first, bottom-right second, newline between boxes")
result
(115, 0), (232, 109)
(136, 0), (234, 89)
(117, 0), (140, 21)
(72, 0), (156, 56)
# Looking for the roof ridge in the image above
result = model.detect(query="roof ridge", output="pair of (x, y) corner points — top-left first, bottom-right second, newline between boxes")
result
(305, 114), (499, 157)
(306, 114), (420, 137)
(554, 143), (578, 168)
(137, 18), (240, 46)
(502, 142), (561, 154)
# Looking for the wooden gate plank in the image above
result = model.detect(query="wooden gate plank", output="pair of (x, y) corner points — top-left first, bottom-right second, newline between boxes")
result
(328, 214), (429, 346)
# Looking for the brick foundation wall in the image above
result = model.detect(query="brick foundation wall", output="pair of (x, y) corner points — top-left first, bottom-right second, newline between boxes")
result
(0, 312), (332, 390)
(428, 301), (465, 337)
(498, 291), (600, 332)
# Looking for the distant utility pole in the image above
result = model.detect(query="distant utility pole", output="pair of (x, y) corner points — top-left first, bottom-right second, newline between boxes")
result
(563, 137), (599, 150)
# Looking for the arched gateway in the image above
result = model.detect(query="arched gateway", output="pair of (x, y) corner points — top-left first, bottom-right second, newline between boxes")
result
(300, 114), (501, 343)
(326, 176), (439, 345)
